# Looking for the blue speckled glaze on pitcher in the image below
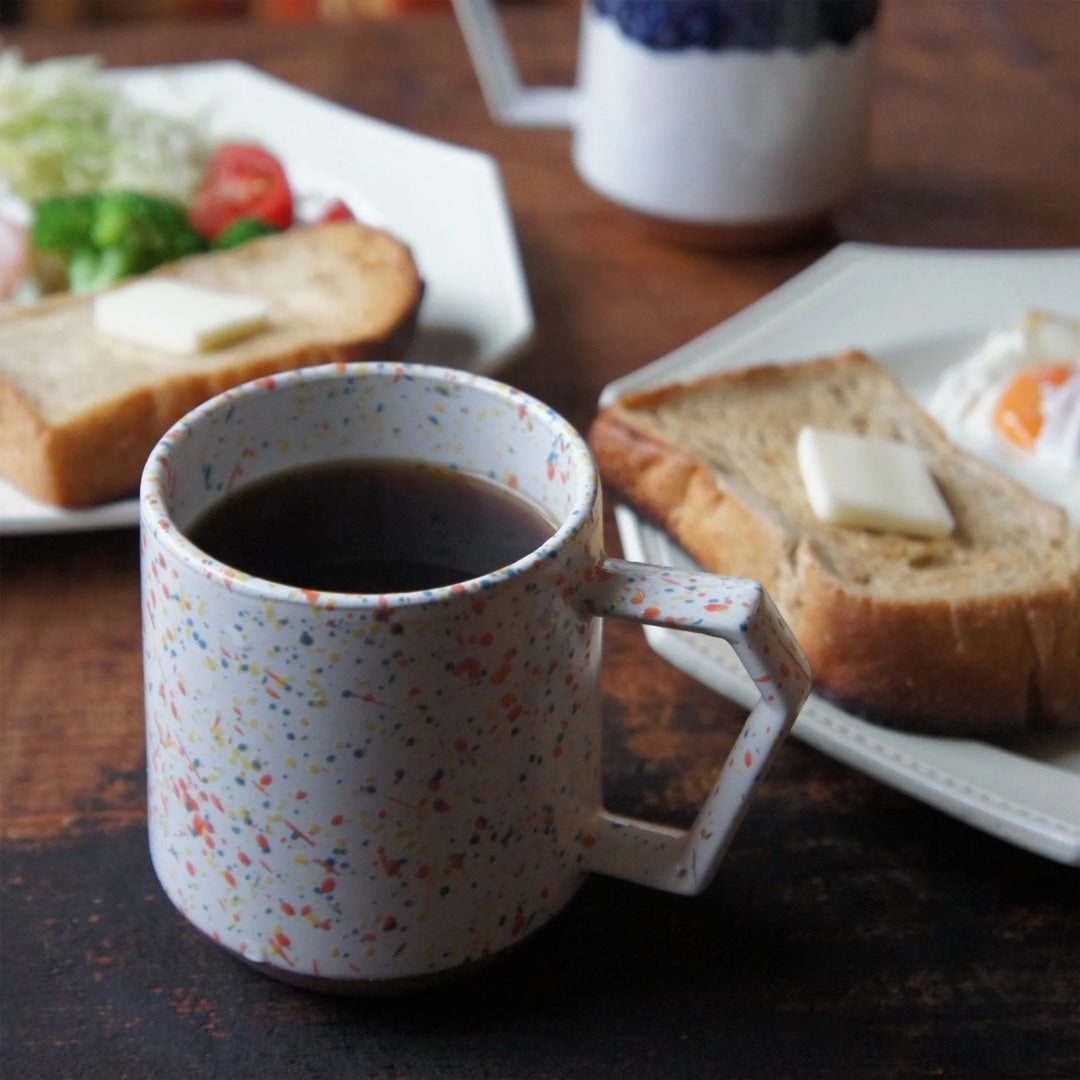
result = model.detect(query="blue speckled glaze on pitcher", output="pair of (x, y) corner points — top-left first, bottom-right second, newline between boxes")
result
(592, 0), (880, 53)
(141, 362), (810, 990)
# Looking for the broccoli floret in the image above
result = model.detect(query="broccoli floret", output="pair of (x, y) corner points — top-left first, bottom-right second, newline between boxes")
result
(30, 193), (100, 252)
(67, 247), (135, 294)
(212, 216), (282, 250)
(92, 190), (207, 272)
(30, 190), (209, 292)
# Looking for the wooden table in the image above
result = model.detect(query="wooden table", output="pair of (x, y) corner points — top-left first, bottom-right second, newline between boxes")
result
(3, 4), (1078, 1077)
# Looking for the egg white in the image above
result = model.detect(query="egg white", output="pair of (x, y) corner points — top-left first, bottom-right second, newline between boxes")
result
(928, 310), (1080, 525)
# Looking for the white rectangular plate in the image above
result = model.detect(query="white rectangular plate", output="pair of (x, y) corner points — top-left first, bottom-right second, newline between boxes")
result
(1, 60), (534, 536)
(602, 243), (1080, 866)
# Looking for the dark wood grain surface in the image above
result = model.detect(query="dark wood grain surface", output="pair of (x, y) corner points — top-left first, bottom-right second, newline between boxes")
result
(2, 3), (1079, 1077)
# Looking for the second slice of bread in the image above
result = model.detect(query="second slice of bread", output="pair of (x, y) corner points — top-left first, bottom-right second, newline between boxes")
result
(0, 220), (423, 507)
(588, 351), (1080, 735)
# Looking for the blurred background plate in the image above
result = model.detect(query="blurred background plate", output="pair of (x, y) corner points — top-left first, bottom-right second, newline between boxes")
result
(1, 60), (534, 535)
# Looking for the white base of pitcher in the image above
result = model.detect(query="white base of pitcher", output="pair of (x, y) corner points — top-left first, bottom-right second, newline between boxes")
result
(602, 198), (839, 252)
(573, 15), (876, 227)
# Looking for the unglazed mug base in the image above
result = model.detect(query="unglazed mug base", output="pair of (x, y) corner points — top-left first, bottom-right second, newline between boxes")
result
(232, 913), (552, 996)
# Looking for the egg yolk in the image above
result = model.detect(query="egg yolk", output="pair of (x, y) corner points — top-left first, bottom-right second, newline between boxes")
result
(993, 362), (1074, 451)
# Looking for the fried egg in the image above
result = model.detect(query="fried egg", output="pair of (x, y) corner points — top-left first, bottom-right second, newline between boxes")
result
(929, 310), (1080, 525)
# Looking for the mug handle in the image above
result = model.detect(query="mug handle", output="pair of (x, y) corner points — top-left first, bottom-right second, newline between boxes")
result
(451, 0), (578, 127)
(579, 558), (812, 895)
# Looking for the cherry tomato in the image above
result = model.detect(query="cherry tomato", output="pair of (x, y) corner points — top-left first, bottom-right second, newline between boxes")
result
(188, 143), (293, 241)
(316, 199), (355, 224)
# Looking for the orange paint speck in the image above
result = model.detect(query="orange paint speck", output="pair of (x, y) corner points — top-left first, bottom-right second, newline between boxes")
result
(453, 657), (483, 680)
(377, 848), (402, 877)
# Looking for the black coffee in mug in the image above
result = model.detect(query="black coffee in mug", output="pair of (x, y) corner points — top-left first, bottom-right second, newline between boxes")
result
(187, 459), (556, 594)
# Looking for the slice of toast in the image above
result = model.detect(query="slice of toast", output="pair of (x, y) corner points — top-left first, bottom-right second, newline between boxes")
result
(0, 221), (423, 507)
(588, 351), (1080, 735)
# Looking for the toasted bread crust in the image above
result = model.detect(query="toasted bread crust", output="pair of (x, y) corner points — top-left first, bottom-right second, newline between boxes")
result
(589, 353), (1080, 734)
(0, 222), (423, 507)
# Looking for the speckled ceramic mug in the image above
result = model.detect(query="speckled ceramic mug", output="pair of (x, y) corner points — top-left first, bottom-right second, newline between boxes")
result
(140, 362), (811, 992)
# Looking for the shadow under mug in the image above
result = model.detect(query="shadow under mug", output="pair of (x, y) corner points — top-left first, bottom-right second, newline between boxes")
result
(453, 0), (880, 250)
(140, 362), (811, 992)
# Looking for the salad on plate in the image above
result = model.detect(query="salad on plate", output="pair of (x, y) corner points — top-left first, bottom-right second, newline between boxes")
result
(0, 48), (351, 303)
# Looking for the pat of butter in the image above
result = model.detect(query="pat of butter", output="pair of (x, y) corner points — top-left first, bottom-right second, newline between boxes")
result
(93, 279), (269, 354)
(796, 426), (955, 538)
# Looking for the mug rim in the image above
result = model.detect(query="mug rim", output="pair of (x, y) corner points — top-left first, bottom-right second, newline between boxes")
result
(139, 361), (599, 609)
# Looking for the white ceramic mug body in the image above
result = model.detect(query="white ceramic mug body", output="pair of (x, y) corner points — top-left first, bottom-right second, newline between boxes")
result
(574, 3), (876, 227)
(141, 363), (810, 990)
(454, 0), (879, 241)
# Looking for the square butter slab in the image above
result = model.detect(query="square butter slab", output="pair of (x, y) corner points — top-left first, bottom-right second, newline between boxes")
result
(796, 426), (955, 538)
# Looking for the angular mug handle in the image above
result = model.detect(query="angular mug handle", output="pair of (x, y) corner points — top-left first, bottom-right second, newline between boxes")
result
(579, 559), (812, 895)
(451, 0), (578, 127)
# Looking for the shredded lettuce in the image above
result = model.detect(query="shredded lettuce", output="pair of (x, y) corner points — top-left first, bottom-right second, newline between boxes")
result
(0, 47), (212, 205)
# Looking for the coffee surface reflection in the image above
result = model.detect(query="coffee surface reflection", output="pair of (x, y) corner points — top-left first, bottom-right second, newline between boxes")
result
(188, 459), (556, 594)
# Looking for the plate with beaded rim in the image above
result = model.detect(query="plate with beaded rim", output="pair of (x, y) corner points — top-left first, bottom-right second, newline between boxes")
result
(601, 242), (1080, 865)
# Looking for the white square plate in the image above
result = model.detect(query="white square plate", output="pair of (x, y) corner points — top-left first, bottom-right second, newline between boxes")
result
(1, 60), (534, 535)
(601, 242), (1080, 865)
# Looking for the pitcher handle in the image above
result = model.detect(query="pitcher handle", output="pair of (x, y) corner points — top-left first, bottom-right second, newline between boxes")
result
(578, 559), (812, 895)
(451, 0), (578, 127)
